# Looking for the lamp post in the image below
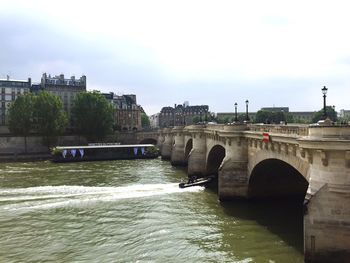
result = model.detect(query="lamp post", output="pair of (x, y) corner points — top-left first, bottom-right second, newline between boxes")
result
(245, 99), (250, 121)
(199, 109), (203, 122)
(234, 102), (238, 122)
(322, 86), (328, 119)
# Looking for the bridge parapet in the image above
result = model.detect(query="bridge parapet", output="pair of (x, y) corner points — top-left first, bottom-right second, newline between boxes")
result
(308, 125), (350, 139)
(249, 124), (309, 136)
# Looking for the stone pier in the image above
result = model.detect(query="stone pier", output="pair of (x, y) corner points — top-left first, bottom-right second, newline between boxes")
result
(170, 126), (186, 166)
(187, 125), (207, 176)
(299, 126), (350, 262)
(160, 128), (173, 160)
(218, 124), (249, 200)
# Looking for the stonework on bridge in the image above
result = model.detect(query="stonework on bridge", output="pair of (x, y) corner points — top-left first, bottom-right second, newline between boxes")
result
(157, 123), (350, 263)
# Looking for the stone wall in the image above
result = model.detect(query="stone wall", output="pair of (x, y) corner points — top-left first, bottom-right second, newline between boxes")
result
(0, 135), (86, 154)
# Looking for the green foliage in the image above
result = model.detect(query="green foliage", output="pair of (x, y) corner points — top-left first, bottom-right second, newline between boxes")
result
(337, 116), (350, 124)
(312, 106), (337, 123)
(255, 110), (286, 124)
(33, 91), (68, 148)
(217, 116), (231, 124)
(141, 113), (150, 128)
(237, 114), (247, 122)
(51, 147), (63, 156)
(284, 112), (295, 123)
(72, 91), (114, 140)
(8, 94), (34, 153)
(8, 94), (34, 136)
(145, 145), (159, 157)
(192, 116), (200, 124)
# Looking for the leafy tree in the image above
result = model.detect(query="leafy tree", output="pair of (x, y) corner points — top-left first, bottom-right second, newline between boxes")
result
(237, 113), (247, 123)
(255, 110), (272, 123)
(33, 91), (68, 149)
(255, 110), (286, 124)
(217, 116), (231, 124)
(8, 94), (34, 153)
(141, 113), (150, 128)
(72, 91), (114, 141)
(312, 106), (337, 123)
(284, 112), (295, 123)
(192, 116), (200, 124)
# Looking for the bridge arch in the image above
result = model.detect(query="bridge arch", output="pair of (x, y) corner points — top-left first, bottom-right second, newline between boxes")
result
(139, 138), (157, 145)
(206, 145), (226, 175)
(248, 150), (310, 182)
(248, 158), (309, 200)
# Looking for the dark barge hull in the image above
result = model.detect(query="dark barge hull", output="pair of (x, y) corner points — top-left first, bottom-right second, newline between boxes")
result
(52, 144), (159, 163)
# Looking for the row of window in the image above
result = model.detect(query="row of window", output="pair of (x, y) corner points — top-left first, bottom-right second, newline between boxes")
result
(161, 112), (207, 116)
(1, 88), (27, 93)
(0, 82), (29, 87)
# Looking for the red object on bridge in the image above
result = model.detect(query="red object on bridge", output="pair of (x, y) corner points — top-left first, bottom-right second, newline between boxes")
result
(262, 132), (270, 142)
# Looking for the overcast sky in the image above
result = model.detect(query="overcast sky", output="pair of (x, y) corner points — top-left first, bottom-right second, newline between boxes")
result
(1, 0), (350, 115)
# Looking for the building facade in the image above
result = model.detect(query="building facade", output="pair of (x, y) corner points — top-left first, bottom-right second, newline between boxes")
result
(103, 93), (142, 131)
(0, 76), (31, 131)
(149, 113), (160, 129)
(159, 103), (209, 128)
(261, 107), (290, 112)
(40, 73), (86, 116)
(339, 109), (350, 119)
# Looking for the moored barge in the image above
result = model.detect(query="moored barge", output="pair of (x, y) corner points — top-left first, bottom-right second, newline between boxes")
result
(51, 144), (159, 162)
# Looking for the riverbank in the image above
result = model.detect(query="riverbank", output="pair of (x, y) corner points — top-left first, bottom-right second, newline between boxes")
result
(0, 152), (51, 162)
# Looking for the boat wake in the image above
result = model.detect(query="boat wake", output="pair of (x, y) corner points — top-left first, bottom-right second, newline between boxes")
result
(0, 183), (203, 213)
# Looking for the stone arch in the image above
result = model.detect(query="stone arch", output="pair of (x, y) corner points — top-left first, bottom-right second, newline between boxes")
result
(206, 145), (226, 175)
(248, 158), (309, 200)
(139, 138), (157, 145)
(248, 150), (310, 182)
(184, 138), (193, 163)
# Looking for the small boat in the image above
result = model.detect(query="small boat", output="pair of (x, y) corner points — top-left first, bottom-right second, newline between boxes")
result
(179, 176), (214, 188)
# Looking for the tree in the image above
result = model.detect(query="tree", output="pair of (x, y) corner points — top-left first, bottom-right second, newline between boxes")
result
(72, 91), (114, 141)
(8, 94), (34, 153)
(33, 91), (68, 149)
(255, 110), (287, 124)
(192, 116), (200, 124)
(217, 116), (231, 124)
(312, 106), (337, 123)
(141, 113), (150, 128)
(255, 110), (272, 123)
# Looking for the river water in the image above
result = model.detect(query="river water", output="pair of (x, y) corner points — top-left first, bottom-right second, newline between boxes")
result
(0, 159), (304, 262)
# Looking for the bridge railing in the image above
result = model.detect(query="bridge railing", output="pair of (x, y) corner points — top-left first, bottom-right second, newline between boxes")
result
(248, 124), (309, 136)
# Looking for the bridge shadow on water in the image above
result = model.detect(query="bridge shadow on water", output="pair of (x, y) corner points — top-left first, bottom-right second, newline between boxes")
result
(220, 197), (304, 254)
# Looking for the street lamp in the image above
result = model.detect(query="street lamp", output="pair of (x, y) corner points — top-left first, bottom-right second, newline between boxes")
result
(322, 86), (328, 119)
(234, 102), (238, 122)
(199, 109), (203, 122)
(245, 100), (250, 121)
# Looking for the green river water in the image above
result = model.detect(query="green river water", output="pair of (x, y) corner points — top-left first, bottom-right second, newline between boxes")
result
(0, 158), (304, 263)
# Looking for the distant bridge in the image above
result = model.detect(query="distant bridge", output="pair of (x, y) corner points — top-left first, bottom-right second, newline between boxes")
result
(118, 130), (159, 145)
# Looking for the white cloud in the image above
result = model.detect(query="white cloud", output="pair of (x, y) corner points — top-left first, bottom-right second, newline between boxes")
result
(1, 0), (350, 114)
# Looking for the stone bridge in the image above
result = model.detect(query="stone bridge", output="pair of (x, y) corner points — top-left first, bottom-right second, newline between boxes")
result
(117, 130), (159, 145)
(157, 123), (350, 263)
